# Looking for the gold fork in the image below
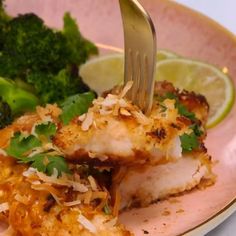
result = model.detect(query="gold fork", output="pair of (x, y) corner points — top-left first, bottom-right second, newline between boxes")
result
(119, 0), (157, 114)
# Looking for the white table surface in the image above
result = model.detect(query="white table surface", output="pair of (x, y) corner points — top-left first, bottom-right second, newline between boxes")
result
(175, 1), (236, 236)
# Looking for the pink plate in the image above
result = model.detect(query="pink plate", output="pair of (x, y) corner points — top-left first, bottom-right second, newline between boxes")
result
(5, 0), (236, 235)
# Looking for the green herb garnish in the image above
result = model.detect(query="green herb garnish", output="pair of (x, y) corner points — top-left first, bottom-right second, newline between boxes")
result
(161, 92), (196, 121)
(175, 103), (196, 121)
(180, 123), (204, 152)
(35, 122), (57, 140)
(6, 131), (69, 177)
(160, 92), (204, 152)
(27, 154), (70, 176)
(6, 132), (41, 159)
(60, 91), (95, 125)
(180, 132), (199, 152)
(0, 5), (97, 106)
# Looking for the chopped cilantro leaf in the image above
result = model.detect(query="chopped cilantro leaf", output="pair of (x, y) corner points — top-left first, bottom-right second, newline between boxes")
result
(6, 132), (41, 159)
(190, 124), (204, 137)
(21, 154), (70, 177)
(46, 155), (71, 176)
(29, 154), (47, 173)
(163, 92), (178, 100)
(175, 103), (196, 121)
(5, 131), (70, 177)
(160, 93), (203, 152)
(60, 91), (95, 125)
(28, 154), (70, 176)
(180, 132), (199, 152)
(160, 92), (196, 121)
(35, 122), (57, 139)
(159, 104), (167, 112)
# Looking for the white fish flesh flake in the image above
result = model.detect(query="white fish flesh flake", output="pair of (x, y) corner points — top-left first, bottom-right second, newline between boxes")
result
(168, 136), (182, 159)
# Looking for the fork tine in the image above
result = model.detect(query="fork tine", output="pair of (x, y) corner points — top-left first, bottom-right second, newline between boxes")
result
(138, 54), (148, 109)
(119, 0), (156, 114)
(131, 51), (141, 102)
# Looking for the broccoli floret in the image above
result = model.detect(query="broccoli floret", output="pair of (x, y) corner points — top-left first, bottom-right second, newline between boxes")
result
(0, 12), (98, 104)
(0, 97), (13, 129)
(63, 12), (98, 65)
(27, 69), (89, 103)
(0, 13), (69, 78)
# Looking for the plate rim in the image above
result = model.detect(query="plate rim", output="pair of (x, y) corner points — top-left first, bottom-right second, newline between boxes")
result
(182, 198), (236, 235)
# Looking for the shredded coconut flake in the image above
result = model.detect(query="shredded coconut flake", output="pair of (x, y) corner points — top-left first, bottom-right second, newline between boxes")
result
(23, 167), (37, 177)
(104, 217), (118, 228)
(14, 194), (29, 205)
(120, 108), (131, 116)
(131, 110), (150, 125)
(0, 148), (7, 156)
(27, 143), (63, 158)
(31, 180), (41, 185)
(27, 147), (44, 157)
(68, 181), (89, 192)
(36, 172), (88, 193)
(0, 202), (9, 212)
(81, 111), (94, 131)
(78, 113), (86, 122)
(64, 200), (81, 207)
(88, 175), (98, 191)
(119, 81), (133, 98)
(78, 214), (97, 234)
(51, 168), (59, 179)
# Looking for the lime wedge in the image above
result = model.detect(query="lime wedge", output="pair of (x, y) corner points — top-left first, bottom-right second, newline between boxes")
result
(80, 50), (178, 95)
(80, 53), (124, 95)
(80, 53), (234, 128)
(156, 49), (178, 61)
(155, 58), (235, 128)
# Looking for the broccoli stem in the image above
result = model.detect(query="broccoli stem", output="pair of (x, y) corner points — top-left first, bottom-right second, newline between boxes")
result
(0, 77), (39, 115)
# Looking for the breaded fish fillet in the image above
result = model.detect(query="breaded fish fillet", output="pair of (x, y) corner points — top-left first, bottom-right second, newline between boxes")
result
(118, 153), (214, 209)
(53, 81), (209, 166)
(0, 155), (131, 236)
(108, 82), (214, 210)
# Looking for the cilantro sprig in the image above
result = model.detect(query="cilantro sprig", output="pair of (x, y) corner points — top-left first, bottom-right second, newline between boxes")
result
(6, 132), (41, 159)
(160, 92), (197, 121)
(180, 124), (204, 152)
(180, 132), (199, 152)
(6, 122), (70, 177)
(24, 154), (70, 176)
(35, 122), (57, 140)
(60, 91), (95, 125)
(159, 92), (205, 152)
